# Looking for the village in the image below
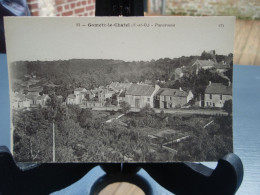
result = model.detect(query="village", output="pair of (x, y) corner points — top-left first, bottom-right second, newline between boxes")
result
(11, 57), (232, 113)
(10, 53), (233, 162)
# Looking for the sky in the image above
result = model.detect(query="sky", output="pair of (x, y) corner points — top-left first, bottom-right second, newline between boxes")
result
(4, 16), (235, 63)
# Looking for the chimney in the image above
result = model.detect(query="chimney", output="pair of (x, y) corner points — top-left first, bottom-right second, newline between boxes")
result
(209, 81), (211, 86)
(155, 84), (160, 91)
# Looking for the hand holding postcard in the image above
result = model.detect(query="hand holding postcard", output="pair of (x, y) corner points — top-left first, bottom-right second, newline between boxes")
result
(4, 16), (235, 162)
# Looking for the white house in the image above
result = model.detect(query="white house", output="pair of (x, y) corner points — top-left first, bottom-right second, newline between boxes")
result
(204, 81), (232, 108)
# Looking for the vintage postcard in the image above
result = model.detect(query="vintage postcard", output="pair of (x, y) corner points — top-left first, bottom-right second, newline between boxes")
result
(4, 16), (235, 162)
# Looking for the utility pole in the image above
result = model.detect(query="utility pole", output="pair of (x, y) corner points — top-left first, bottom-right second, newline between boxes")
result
(53, 120), (55, 162)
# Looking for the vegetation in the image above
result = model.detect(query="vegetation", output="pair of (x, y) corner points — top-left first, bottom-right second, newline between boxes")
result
(11, 52), (233, 162)
(13, 104), (232, 162)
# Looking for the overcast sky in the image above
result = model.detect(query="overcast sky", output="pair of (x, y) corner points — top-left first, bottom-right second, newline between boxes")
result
(5, 16), (235, 63)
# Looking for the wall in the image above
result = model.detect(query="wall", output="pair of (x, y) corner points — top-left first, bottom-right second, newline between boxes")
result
(159, 95), (187, 108)
(125, 95), (151, 108)
(205, 93), (232, 108)
(166, 0), (260, 19)
(27, 0), (95, 16)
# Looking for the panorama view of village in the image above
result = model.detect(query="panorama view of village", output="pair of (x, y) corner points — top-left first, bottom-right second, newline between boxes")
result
(11, 50), (233, 162)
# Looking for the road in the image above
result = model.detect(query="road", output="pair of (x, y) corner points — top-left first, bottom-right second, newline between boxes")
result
(153, 108), (228, 116)
(91, 106), (228, 116)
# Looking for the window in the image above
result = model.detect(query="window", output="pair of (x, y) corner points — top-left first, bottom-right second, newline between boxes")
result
(209, 94), (212, 99)
(170, 97), (172, 100)
(164, 96), (166, 101)
(220, 94), (222, 100)
(147, 98), (150, 102)
(213, 103), (215, 107)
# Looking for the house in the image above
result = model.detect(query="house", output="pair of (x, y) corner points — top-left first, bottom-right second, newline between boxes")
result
(215, 61), (230, 73)
(36, 94), (50, 107)
(125, 84), (160, 108)
(204, 81), (232, 108)
(74, 88), (87, 104)
(66, 94), (76, 104)
(192, 59), (215, 74)
(155, 88), (193, 109)
(12, 93), (31, 109)
(27, 86), (43, 96)
(98, 88), (115, 105)
(67, 88), (87, 105)
(84, 90), (95, 101)
(117, 90), (126, 105)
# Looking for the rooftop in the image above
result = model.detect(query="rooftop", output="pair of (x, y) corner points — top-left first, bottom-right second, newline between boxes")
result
(205, 83), (232, 95)
(193, 59), (215, 67)
(126, 84), (156, 96)
(156, 88), (188, 97)
(67, 94), (76, 99)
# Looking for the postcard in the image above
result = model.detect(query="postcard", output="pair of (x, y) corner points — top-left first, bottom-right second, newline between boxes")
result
(4, 16), (235, 162)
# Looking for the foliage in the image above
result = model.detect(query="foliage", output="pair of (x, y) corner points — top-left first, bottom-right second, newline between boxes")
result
(120, 101), (131, 114)
(11, 53), (233, 162)
(139, 104), (155, 117)
(13, 109), (52, 162)
(200, 51), (215, 61)
(223, 100), (232, 115)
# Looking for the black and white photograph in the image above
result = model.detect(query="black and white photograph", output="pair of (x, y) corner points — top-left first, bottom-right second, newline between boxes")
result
(4, 16), (235, 162)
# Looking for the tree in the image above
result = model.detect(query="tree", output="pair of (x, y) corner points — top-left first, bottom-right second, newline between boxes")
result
(200, 51), (214, 60)
(223, 100), (232, 115)
(78, 109), (93, 128)
(139, 104), (155, 117)
(12, 109), (52, 162)
(120, 101), (131, 114)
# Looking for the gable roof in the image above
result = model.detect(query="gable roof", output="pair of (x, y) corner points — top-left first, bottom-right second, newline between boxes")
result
(27, 86), (43, 92)
(214, 63), (230, 69)
(205, 83), (232, 95)
(159, 88), (188, 97)
(193, 59), (215, 68)
(26, 94), (38, 100)
(126, 84), (155, 96)
(67, 94), (76, 99)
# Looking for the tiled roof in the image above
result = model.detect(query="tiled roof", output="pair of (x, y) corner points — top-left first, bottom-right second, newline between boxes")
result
(157, 88), (188, 97)
(205, 83), (232, 95)
(155, 88), (166, 96)
(27, 86), (43, 92)
(13, 93), (26, 101)
(215, 63), (230, 69)
(193, 59), (215, 67)
(26, 94), (38, 100)
(67, 94), (76, 99)
(126, 84), (155, 96)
